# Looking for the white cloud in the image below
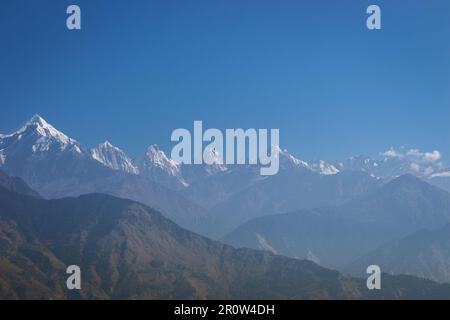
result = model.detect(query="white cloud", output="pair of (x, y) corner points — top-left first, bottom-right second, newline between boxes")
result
(424, 150), (442, 162)
(406, 149), (441, 162)
(382, 148), (402, 159)
(382, 147), (442, 163)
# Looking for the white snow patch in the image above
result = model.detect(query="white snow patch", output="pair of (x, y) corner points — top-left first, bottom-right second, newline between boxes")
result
(90, 141), (139, 174)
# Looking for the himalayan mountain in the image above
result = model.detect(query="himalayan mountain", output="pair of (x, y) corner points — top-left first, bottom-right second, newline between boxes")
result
(222, 175), (450, 271)
(0, 115), (209, 232)
(1, 177), (450, 299)
(346, 223), (450, 284)
(2, 115), (450, 295)
(2, 115), (449, 239)
(0, 115), (370, 237)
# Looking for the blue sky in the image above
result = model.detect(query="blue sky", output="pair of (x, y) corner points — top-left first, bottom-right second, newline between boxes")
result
(0, 0), (449, 161)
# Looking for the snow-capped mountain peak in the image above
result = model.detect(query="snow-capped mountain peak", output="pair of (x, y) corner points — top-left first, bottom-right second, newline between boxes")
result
(90, 141), (139, 174)
(0, 114), (82, 154)
(99, 140), (114, 148)
(309, 160), (340, 175)
(336, 148), (445, 179)
(278, 148), (309, 168)
(278, 148), (339, 175)
(144, 144), (180, 170)
(16, 115), (73, 144)
(202, 147), (228, 174)
(140, 144), (185, 184)
(139, 145), (187, 189)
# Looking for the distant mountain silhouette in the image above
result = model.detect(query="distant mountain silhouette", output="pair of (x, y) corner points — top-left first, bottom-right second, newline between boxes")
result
(223, 175), (450, 268)
(0, 116), (208, 232)
(347, 223), (450, 283)
(0, 170), (41, 198)
(207, 170), (384, 238)
(2, 186), (450, 299)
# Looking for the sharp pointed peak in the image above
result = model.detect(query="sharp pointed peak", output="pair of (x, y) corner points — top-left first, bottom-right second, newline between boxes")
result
(147, 144), (161, 151)
(28, 114), (46, 123)
(146, 145), (168, 157)
(21, 114), (52, 129)
(0, 115), (83, 154)
(100, 140), (114, 148)
(92, 141), (129, 155)
(10, 114), (66, 139)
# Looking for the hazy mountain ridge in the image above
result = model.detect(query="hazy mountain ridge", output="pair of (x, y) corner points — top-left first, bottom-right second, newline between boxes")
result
(2, 115), (450, 287)
(346, 223), (450, 283)
(2, 116), (448, 210)
(0, 170), (41, 198)
(223, 175), (450, 269)
(1, 185), (450, 299)
(0, 115), (209, 232)
(0, 115), (393, 238)
(207, 170), (385, 238)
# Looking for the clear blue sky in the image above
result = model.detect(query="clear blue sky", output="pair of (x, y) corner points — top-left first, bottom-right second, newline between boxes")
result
(0, 0), (449, 161)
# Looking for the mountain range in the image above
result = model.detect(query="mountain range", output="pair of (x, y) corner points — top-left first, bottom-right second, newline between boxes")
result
(2, 115), (450, 291)
(3, 115), (449, 238)
(1, 180), (450, 299)
(222, 175), (450, 269)
(346, 223), (450, 284)
(0, 115), (208, 232)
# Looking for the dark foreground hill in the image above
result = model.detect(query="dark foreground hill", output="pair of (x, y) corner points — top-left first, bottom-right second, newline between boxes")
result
(1, 186), (450, 299)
